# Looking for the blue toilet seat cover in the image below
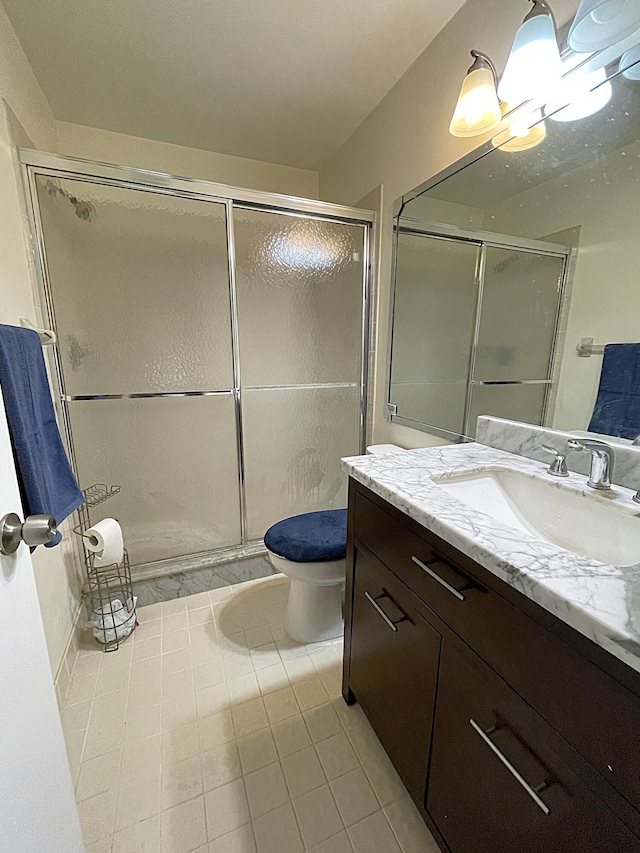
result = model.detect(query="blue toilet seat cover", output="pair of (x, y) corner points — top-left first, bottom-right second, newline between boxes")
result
(264, 509), (348, 563)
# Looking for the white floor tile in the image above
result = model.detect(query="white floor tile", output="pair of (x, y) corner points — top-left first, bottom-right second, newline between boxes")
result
(271, 714), (312, 758)
(309, 831), (355, 853)
(315, 733), (359, 781)
(281, 745), (326, 798)
(201, 740), (242, 792)
(293, 785), (344, 848)
(263, 686), (299, 725)
(347, 810), (402, 853)
(208, 823), (257, 853)
(161, 753), (203, 808)
(112, 814), (161, 853)
(76, 749), (122, 802)
(237, 728), (279, 775)
(204, 778), (251, 840)
(292, 676), (330, 712)
(62, 579), (429, 853)
(384, 794), (441, 853)
(303, 704), (342, 743)
(161, 794), (207, 853)
(330, 768), (379, 827)
(252, 802), (304, 853)
(232, 697), (269, 737)
(198, 709), (235, 751)
(244, 761), (289, 818)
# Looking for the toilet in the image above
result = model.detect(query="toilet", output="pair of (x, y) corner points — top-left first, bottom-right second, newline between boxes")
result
(265, 444), (405, 644)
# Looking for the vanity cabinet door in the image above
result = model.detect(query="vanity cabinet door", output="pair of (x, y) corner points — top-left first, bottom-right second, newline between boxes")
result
(349, 544), (441, 808)
(428, 643), (640, 853)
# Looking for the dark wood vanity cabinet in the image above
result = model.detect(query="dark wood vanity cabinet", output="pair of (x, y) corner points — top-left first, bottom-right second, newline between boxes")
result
(348, 546), (440, 806)
(343, 480), (640, 853)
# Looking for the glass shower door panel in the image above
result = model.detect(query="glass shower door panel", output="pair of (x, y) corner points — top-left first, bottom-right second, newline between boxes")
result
(233, 208), (365, 386)
(467, 384), (548, 434)
(35, 176), (234, 395)
(243, 386), (361, 540)
(474, 248), (564, 381)
(68, 396), (241, 565)
(390, 233), (479, 435)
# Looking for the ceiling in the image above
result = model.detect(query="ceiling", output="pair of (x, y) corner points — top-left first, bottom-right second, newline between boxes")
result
(3, 0), (467, 170)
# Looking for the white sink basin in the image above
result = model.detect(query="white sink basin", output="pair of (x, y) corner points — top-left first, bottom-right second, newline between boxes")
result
(433, 466), (640, 567)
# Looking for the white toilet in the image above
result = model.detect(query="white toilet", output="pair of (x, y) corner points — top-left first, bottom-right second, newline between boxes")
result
(266, 444), (404, 644)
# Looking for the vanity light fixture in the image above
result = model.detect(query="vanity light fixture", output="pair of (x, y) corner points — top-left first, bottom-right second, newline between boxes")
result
(492, 108), (547, 151)
(498, 0), (562, 106)
(621, 42), (640, 78)
(569, 0), (640, 53)
(449, 50), (502, 137)
(547, 59), (613, 120)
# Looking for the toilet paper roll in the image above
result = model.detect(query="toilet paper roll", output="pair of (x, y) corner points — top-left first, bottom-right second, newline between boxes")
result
(83, 518), (124, 567)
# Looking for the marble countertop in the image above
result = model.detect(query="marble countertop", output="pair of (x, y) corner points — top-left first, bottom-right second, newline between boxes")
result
(342, 443), (640, 674)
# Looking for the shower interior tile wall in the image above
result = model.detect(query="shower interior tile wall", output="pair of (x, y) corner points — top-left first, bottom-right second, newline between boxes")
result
(59, 575), (438, 853)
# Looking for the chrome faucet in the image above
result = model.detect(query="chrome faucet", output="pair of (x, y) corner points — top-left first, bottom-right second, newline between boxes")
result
(567, 438), (614, 490)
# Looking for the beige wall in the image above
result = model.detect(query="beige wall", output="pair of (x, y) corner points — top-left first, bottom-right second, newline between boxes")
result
(319, 0), (578, 449)
(0, 2), (84, 678)
(57, 121), (319, 198)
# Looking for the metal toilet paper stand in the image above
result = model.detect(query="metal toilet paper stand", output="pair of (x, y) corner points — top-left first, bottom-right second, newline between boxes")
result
(74, 484), (136, 652)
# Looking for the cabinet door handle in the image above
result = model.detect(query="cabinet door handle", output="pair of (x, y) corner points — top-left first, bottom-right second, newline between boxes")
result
(411, 556), (466, 601)
(364, 590), (409, 632)
(469, 718), (551, 816)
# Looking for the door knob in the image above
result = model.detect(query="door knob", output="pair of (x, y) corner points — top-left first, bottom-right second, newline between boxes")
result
(0, 513), (57, 554)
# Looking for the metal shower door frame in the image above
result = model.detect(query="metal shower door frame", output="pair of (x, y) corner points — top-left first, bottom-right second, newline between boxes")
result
(387, 221), (570, 442)
(19, 149), (374, 570)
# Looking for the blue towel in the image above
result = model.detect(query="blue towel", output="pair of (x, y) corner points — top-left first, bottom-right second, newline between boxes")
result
(0, 324), (83, 546)
(588, 343), (640, 441)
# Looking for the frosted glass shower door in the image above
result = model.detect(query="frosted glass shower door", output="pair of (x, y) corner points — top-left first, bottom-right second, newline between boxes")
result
(390, 233), (480, 435)
(34, 176), (241, 565)
(468, 246), (564, 430)
(233, 208), (365, 539)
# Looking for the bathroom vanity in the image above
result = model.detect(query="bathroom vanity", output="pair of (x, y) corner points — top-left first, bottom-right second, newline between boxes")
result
(342, 444), (640, 852)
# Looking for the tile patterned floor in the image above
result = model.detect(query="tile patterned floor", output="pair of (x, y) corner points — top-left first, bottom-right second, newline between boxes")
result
(60, 575), (440, 853)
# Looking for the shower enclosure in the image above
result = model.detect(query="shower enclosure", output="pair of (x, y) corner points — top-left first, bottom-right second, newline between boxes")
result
(20, 151), (372, 578)
(388, 224), (569, 439)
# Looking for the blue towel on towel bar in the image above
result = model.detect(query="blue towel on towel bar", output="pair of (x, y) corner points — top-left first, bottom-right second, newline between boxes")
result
(588, 343), (640, 440)
(0, 324), (83, 546)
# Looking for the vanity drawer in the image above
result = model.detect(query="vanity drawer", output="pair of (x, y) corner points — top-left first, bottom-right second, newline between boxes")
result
(349, 544), (440, 808)
(428, 642), (640, 853)
(353, 486), (640, 815)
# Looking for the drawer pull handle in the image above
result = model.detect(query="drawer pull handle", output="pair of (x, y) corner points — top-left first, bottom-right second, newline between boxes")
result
(364, 590), (409, 632)
(470, 718), (551, 816)
(411, 556), (466, 601)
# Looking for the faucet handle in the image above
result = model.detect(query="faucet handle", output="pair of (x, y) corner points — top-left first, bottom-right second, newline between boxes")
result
(541, 444), (569, 477)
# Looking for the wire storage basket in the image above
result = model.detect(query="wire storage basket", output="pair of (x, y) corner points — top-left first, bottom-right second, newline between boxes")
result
(74, 484), (137, 652)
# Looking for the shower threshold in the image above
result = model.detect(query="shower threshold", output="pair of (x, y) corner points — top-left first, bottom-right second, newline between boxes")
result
(130, 541), (276, 606)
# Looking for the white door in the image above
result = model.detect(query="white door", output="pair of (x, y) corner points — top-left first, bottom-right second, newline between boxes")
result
(0, 388), (85, 852)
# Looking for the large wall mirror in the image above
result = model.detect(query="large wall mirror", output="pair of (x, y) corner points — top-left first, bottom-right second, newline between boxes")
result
(388, 34), (640, 445)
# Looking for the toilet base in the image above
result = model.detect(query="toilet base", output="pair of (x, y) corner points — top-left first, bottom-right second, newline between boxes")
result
(285, 579), (344, 644)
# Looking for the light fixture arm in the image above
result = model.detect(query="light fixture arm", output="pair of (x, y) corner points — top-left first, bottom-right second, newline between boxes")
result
(468, 50), (498, 84)
(524, 0), (557, 29)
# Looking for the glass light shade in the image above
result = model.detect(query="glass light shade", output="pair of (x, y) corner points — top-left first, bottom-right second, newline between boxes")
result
(492, 109), (547, 151)
(621, 43), (640, 78)
(569, 0), (640, 52)
(449, 66), (502, 137)
(498, 14), (563, 105)
(547, 63), (613, 121)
